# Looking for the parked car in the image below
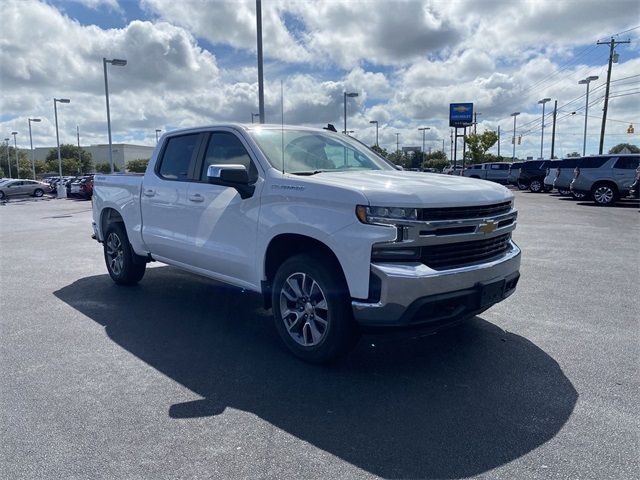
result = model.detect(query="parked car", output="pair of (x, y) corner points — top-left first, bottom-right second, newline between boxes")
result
(0, 179), (51, 199)
(570, 154), (640, 206)
(507, 162), (523, 187)
(70, 175), (94, 198)
(517, 160), (549, 192)
(463, 162), (511, 184)
(92, 124), (521, 363)
(554, 157), (583, 197)
(542, 160), (562, 192)
(443, 165), (464, 175)
(629, 166), (640, 199)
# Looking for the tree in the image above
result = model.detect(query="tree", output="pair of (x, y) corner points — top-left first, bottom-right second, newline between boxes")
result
(127, 159), (149, 173)
(0, 146), (29, 178)
(95, 163), (119, 173)
(566, 151), (581, 158)
(45, 144), (93, 174)
(609, 143), (640, 154)
(464, 131), (499, 164)
(370, 145), (389, 158)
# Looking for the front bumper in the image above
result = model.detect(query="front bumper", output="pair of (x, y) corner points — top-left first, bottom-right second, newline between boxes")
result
(352, 241), (521, 328)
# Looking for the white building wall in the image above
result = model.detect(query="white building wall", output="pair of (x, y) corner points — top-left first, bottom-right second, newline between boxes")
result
(30, 144), (155, 170)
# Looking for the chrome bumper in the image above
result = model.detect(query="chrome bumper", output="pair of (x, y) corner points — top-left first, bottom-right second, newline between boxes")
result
(352, 241), (521, 327)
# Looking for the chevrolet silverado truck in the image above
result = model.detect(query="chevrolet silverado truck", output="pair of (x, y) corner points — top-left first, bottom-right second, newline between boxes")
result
(92, 124), (521, 363)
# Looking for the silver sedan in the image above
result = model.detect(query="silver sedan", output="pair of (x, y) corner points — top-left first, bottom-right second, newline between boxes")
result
(0, 179), (52, 199)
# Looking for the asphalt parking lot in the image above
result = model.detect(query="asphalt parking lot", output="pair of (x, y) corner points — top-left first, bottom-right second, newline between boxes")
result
(1, 191), (638, 479)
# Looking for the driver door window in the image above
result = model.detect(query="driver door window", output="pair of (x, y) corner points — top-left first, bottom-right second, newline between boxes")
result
(200, 132), (258, 182)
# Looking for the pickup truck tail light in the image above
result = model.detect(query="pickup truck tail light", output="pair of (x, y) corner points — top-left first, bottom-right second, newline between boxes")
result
(574, 167), (580, 178)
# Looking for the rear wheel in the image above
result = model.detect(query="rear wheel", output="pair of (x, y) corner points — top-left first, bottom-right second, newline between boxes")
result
(0, 191), (5, 200)
(591, 183), (618, 206)
(272, 254), (359, 363)
(103, 222), (146, 285)
(529, 179), (543, 192)
(517, 181), (528, 190)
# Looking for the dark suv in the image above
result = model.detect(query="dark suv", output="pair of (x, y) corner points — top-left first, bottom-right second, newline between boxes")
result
(517, 160), (550, 192)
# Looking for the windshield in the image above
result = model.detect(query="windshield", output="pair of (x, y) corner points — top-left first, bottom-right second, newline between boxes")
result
(249, 128), (395, 174)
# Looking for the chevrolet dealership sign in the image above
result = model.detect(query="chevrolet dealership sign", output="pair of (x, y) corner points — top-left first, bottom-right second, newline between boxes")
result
(449, 103), (473, 128)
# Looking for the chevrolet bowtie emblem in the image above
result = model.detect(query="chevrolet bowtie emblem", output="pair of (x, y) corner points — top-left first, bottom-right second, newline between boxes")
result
(478, 221), (497, 234)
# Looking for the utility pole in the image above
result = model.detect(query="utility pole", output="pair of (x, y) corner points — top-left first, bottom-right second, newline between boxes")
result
(550, 100), (558, 159)
(497, 126), (501, 158)
(450, 129), (453, 161)
(597, 37), (630, 154)
(395, 133), (400, 154)
(473, 112), (481, 134)
(77, 126), (82, 173)
(256, 0), (265, 123)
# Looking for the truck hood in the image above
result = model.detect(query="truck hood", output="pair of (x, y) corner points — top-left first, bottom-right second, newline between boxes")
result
(305, 170), (513, 208)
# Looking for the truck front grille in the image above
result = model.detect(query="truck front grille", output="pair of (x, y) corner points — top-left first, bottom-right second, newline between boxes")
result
(419, 201), (512, 221)
(421, 233), (512, 270)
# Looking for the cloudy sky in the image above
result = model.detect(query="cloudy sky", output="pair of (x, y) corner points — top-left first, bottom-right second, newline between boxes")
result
(1, 0), (639, 160)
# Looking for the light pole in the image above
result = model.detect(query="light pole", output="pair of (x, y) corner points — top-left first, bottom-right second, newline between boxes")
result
(538, 98), (551, 159)
(369, 120), (379, 147)
(11, 132), (18, 178)
(103, 57), (127, 173)
(155, 129), (162, 144)
(418, 127), (430, 159)
(4, 138), (11, 178)
(343, 92), (358, 134)
(251, 113), (260, 124)
(395, 133), (400, 154)
(578, 76), (599, 156)
(28, 118), (41, 179)
(511, 112), (520, 161)
(54, 98), (70, 198)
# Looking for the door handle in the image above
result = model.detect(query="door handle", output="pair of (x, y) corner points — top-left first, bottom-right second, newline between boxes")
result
(188, 193), (204, 203)
(143, 189), (156, 197)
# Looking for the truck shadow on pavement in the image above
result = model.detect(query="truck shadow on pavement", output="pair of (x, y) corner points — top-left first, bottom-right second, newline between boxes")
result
(55, 266), (577, 479)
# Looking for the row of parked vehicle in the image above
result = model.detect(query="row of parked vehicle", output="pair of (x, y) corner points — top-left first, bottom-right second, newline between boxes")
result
(42, 175), (95, 199)
(458, 154), (639, 206)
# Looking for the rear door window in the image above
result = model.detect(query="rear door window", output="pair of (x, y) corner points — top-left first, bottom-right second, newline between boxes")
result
(580, 156), (610, 169)
(157, 134), (201, 181)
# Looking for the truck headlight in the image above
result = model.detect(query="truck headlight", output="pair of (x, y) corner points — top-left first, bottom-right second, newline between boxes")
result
(356, 205), (418, 224)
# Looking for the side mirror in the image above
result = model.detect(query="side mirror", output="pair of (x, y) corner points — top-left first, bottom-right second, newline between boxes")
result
(207, 164), (255, 199)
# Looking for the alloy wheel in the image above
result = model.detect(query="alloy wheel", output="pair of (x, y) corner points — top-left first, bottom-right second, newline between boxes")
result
(106, 232), (124, 276)
(593, 186), (614, 205)
(279, 272), (329, 347)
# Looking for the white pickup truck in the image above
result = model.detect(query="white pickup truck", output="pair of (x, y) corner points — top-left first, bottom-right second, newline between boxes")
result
(92, 124), (521, 362)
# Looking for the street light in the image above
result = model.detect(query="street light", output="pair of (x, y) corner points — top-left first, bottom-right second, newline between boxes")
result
(343, 92), (358, 134)
(395, 133), (400, 154)
(511, 112), (520, 161)
(103, 57), (127, 173)
(418, 127), (430, 158)
(251, 113), (260, 124)
(54, 98), (70, 199)
(369, 120), (379, 147)
(538, 98), (551, 159)
(28, 118), (41, 179)
(578, 76), (599, 156)
(155, 129), (162, 144)
(11, 132), (18, 178)
(4, 137), (11, 178)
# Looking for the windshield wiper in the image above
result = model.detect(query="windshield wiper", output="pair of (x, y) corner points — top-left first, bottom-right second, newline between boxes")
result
(289, 170), (325, 176)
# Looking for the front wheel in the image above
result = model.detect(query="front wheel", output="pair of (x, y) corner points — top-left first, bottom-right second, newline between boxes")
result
(33, 188), (44, 197)
(272, 254), (359, 363)
(103, 222), (146, 285)
(571, 190), (587, 200)
(558, 188), (570, 195)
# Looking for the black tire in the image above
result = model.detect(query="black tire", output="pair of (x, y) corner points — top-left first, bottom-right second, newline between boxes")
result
(271, 253), (359, 363)
(0, 191), (5, 200)
(33, 188), (44, 197)
(517, 181), (528, 190)
(103, 222), (146, 285)
(558, 188), (570, 196)
(591, 182), (618, 206)
(529, 179), (543, 192)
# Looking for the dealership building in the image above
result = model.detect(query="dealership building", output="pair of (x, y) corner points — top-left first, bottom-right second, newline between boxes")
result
(29, 143), (155, 171)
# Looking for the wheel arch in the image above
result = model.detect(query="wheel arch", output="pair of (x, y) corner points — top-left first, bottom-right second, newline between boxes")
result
(262, 233), (346, 309)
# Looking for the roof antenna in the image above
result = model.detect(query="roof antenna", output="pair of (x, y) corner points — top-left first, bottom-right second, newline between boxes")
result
(281, 79), (285, 174)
